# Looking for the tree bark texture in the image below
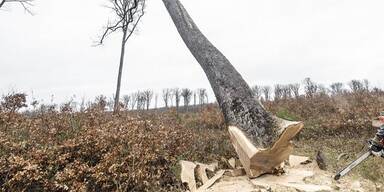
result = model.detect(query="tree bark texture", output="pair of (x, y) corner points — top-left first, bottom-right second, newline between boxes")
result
(0, 0), (5, 8)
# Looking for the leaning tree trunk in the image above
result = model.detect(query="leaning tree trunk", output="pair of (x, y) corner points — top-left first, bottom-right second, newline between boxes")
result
(162, 0), (303, 177)
(0, 1), (5, 9)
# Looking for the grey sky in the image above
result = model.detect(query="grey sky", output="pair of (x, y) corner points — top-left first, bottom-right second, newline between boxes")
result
(1, 0), (384, 106)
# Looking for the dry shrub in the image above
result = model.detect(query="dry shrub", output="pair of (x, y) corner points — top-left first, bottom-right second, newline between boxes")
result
(1, 91), (384, 191)
(0, 105), (233, 191)
(181, 105), (225, 130)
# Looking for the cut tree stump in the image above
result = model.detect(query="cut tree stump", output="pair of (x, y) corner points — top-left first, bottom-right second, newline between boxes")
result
(229, 118), (304, 177)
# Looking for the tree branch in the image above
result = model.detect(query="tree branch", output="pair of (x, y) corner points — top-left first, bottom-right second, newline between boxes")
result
(124, 6), (145, 42)
(98, 18), (125, 45)
(0, 0), (34, 14)
(97, 0), (145, 45)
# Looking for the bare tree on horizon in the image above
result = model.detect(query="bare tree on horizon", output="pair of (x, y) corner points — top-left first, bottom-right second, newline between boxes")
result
(289, 84), (300, 98)
(197, 88), (207, 106)
(130, 92), (138, 110)
(162, 89), (171, 108)
(98, 0), (146, 114)
(262, 86), (271, 101)
(123, 95), (131, 110)
(330, 82), (344, 95)
(143, 89), (153, 110)
(181, 88), (192, 109)
(173, 88), (181, 111)
(252, 85), (261, 100)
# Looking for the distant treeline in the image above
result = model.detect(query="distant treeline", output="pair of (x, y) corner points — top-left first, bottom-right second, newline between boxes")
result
(0, 78), (382, 114)
(251, 78), (376, 102)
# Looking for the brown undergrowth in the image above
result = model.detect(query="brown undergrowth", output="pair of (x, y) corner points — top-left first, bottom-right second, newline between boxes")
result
(1, 92), (384, 191)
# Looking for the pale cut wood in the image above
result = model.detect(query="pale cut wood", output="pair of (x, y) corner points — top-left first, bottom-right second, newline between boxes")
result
(288, 155), (310, 167)
(196, 165), (209, 184)
(228, 158), (236, 169)
(196, 170), (226, 192)
(229, 118), (304, 178)
(195, 162), (217, 185)
(180, 160), (197, 192)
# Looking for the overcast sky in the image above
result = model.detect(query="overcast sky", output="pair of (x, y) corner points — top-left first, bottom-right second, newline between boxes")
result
(1, 0), (384, 106)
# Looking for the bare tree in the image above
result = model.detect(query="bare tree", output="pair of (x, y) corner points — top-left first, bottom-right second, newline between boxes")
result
(0, 0), (33, 14)
(162, 88), (171, 108)
(135, 91), (146, 110)
(289, 84), (300, 98)
(251, 85), (261, 99)
(173, 88), (181, 110)
(348, 80), (365, 93)
(261, 86), (271, 101)
(143, 89), (153, 110)
(197, 88), (207, 105)
(94, 95), (107, 111)
(274, 84), (283, 101)
(169, 90), (174, 107)
(193, 91), (197, 106)
(330, 82), (343, 95)
(130, 92), (138, 110)
(303, 77), (318, 97)
(122, 95), (131, 110)
(181, 88), (192, 109)
(98, 0), (146, 114)
(281, 85), (292, 100)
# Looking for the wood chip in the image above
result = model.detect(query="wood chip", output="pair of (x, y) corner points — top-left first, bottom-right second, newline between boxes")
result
(197, 170), (226, 192)
(228, 158), (236, 169)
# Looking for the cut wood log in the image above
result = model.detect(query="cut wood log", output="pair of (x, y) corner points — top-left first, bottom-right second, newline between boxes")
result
(162, 0), (304, 178)
(229, 118), (304, 177)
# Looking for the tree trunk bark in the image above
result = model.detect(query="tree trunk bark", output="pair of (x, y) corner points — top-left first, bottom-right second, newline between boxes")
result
(0, 0), (6, 8)
(162, 0), (304, 178)
(162, 0), (275, 147)
(113, 29), (128, 114)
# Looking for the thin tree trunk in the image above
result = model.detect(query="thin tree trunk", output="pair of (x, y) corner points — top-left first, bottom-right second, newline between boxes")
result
(113, 29), (128, 114)
(162, 0), (276, 147)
